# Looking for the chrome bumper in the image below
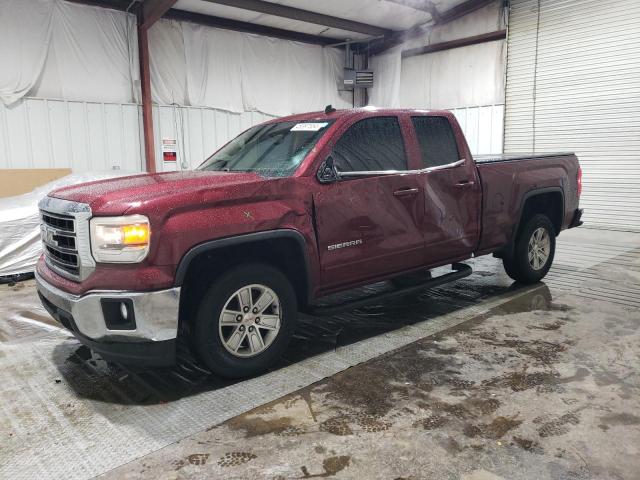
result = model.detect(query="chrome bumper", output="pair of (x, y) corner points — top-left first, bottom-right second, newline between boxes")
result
(35, 271), (180, 342)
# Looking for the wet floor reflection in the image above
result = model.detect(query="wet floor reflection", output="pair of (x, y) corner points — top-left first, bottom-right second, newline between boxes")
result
(52, 259), (555, 406)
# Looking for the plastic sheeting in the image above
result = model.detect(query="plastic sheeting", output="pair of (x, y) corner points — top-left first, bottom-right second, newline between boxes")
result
(0, 0), (139, 106)
(0, 172), (128, 277)
(150, 19), (350, 116)
(368, 47), (402, 108)
(399, 40), (505, 110)
(0, 0), (349, 116)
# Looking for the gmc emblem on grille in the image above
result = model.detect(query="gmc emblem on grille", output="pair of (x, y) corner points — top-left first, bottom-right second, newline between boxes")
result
(41, 226), (57, 246)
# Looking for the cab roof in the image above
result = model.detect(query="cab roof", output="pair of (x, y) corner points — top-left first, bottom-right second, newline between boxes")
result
(266, 107), (452, 123)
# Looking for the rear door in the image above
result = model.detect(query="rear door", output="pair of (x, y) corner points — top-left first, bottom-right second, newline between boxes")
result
(410, 115), (482, 264)
(313, 116), (425, 289)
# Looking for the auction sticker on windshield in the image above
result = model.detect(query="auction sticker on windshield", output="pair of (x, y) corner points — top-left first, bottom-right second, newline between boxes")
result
(290, 122), (329, 131)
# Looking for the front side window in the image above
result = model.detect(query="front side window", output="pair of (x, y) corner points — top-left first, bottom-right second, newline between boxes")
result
(411, 116), (460, 168)
(332, 117), (408, 172)
(198, 120), (333, 177)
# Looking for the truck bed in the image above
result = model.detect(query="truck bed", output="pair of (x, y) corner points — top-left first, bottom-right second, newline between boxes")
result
(474, 152), (575, 164)
(474, 152), (581, 254)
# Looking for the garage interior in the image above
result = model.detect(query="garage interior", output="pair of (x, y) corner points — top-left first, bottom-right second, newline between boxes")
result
(0, 0), (639, 479)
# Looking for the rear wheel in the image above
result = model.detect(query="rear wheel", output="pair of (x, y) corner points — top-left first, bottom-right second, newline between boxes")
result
(503, 214), (556, 284)
(193, 263), (297, 378)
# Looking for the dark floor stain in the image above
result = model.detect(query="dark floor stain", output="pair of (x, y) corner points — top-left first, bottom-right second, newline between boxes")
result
(301, 455), (351, 478)
(319, 416), (353, 436)
(217, 452), (257, 467)
(463, 416), (522, 439)
(187, 453), (209, 466)
(414, 414), (449, 430)
(432, 401), (473, 420)
(527, 320), (564, 331)
(537, 412), (580, 437)
(439, 436), (464, 455)
(484, 371), (558, 392)
(598, 412), (640, 427)
(513, 436), (543, 454)
(353, 412), (392, 432)
(226, 412), (295, 438)
(467, 397), (501, 415)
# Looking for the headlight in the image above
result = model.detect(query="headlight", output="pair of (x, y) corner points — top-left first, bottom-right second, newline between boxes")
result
(90, 215), (151, 263)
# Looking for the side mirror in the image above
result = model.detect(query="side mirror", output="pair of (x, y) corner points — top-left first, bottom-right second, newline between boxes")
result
(317, 156), (340, 184)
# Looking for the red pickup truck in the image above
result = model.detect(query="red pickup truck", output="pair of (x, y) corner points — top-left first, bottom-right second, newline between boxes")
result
(36, 108), (583, 377)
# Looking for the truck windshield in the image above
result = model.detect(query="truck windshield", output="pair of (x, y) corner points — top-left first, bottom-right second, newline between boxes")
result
(197, 120), (334, 177)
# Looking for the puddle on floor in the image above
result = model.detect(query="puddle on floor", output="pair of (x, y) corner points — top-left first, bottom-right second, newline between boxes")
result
(5, 260), (564, 407)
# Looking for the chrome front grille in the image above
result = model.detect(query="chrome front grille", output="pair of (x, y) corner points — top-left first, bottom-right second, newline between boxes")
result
(41, 210), (80, 277)
(38, 197), (95, 282)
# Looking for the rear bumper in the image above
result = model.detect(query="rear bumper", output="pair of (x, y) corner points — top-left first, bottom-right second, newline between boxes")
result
(35, 270), (180, 366)
(569, 208), (584, 228)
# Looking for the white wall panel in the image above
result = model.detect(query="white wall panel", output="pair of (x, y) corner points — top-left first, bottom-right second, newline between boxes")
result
(153, 105), (275, 172)
(0, 97), (143, 173)
(0, 97), (275, 176)
(505, 0), (640, 232)
(450, 105), (504, 155)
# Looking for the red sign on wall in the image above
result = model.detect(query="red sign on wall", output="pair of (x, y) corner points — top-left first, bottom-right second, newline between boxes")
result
(162, 139), (177, 162)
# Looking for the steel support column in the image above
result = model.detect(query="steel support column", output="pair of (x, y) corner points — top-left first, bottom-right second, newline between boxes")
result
(137, 24), (156, 173)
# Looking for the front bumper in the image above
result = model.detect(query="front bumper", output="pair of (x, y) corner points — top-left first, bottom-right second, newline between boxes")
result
(35, 270), (181, 366)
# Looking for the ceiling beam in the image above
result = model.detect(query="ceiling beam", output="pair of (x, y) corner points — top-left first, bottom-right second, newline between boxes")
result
(439, 0), (496, 23)
(140, 0), (178, 29)
(165, 9), (344, 45)
(202, 0), (394, 37)
(402, 29), (506, 58)
(370, 0), (496, 55)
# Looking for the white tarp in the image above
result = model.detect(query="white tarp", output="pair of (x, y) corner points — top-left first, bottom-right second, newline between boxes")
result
(0, 0), (54, 106)
(399, 40), (505, 110)
(367, 0), (505, 110)
(368, 47), (402, 108)
(0, 0), (349, 116)
(0, 172), (128, 278)
(0, 0), (139, 106)
(151, 19), (350, 116)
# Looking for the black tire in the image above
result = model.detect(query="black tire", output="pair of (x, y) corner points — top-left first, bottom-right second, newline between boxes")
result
(390, 269), (432, 288)
(193, 263), (297, 378)
(503, 214), (556, 284)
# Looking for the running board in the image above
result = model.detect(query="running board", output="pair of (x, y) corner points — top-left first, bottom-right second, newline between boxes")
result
(304, 263), (472, 317)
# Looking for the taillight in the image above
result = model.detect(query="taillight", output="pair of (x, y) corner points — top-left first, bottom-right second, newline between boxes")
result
(577, 167), (582, 197)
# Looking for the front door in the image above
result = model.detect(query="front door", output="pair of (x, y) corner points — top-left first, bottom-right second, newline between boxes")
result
(313, 116), (425, 289)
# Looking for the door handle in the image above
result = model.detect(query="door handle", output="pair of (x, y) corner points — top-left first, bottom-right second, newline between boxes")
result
(393, 188), (420, 197)
(455, 180), (475, 188)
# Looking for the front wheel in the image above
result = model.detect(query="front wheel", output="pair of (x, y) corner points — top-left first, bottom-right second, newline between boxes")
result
(193, 263), (297, 378)
(503, 214), (556, 284)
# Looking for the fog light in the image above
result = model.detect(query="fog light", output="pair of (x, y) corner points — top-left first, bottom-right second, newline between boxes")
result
(101, 298), (136, 330)
(120, 302), (128, 320)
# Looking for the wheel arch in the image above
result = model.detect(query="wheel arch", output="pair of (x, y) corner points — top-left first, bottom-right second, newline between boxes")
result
(517, 187), (565, 236)
(175, 230), (313, 330)
(499, 187), (564, 260)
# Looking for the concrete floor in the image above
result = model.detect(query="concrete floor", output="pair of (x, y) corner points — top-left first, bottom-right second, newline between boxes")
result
(1, 227), (639, 479)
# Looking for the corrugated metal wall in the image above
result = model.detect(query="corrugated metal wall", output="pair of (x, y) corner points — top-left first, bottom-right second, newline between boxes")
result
(0, 98), (142, 172)
(0, 98), (275, 174)
(0, 97), (502, 175)
(153, 106), (275, 171)
(450, 104), (504, 155)
(504, 0), (640, 231)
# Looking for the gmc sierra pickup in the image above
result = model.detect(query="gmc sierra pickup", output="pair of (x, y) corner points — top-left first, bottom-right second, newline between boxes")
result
(35, 108), (583, 377)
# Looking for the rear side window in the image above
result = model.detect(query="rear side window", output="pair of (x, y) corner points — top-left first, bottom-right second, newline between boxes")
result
(411, 116), (460, 168)
(333, 117), (407, 172)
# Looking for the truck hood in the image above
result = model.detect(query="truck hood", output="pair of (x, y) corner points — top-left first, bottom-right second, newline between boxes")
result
(49, 170), (270, 215)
